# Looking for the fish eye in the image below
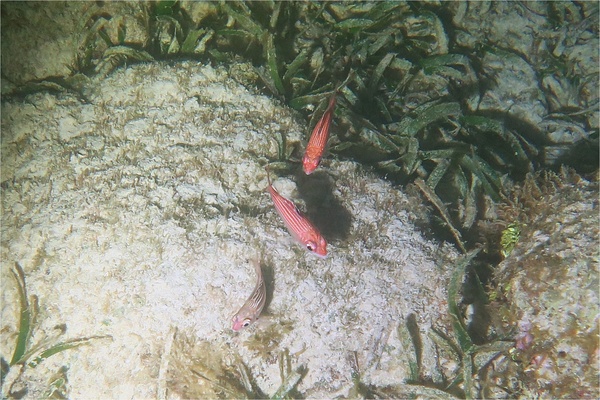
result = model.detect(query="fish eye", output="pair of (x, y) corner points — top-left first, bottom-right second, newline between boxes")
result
(242, 319), (251, 327)
(306, 241), (316, 251)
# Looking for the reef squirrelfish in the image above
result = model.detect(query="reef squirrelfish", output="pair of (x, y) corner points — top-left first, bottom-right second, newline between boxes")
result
(232, 260), (266, 331)
(302, 92), (337, 175)
(266, 167), (327, 257)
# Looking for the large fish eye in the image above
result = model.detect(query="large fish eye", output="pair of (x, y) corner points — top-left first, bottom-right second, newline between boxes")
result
(242, 319), (251, 327)
(306, 241), (316, 251)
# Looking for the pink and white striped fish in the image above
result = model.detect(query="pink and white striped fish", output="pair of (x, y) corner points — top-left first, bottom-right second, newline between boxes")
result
(266, 168), (327, 257)
(302, 92), (337, 175)
(232, 259), (266, 331)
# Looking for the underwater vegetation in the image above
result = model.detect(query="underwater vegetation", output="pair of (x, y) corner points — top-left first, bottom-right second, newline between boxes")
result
(166, 329), (304, 399)
(86, 2), (512, 240)
(392, 168), (598, 398)
(5, 0), (597, 251)
(1, 263), (111, 399)
(387, 250), (516, 399)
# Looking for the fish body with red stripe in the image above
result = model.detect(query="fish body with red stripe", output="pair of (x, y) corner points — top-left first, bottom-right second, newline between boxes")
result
(266, 169), (327, 257)
(302, 93), (337, 175)
(232, 259), (266, 331)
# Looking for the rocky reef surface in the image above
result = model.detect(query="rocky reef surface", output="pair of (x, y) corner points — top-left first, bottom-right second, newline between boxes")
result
(489, 171), (599, 399)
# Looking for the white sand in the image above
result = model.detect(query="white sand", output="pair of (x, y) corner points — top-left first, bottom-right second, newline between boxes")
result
(1, 62), (457, 398)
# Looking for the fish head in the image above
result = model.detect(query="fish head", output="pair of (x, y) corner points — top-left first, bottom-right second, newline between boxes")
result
(302, 154), (320, 175)
(232, 313), (254, 331)
(305, 235), (327, 257)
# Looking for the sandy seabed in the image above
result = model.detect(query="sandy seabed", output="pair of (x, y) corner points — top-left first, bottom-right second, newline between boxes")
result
(1, 62), (457, 398)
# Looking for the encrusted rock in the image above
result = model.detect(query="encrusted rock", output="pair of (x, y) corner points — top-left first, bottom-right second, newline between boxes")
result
(491, 171), (599, 398)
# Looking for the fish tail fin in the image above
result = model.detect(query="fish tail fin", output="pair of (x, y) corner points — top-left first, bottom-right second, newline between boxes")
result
(252, 256), (263, 280)
(265, 164), (273, 187)
(327, 92), (337, 110)
(335, 70), (354, 93)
